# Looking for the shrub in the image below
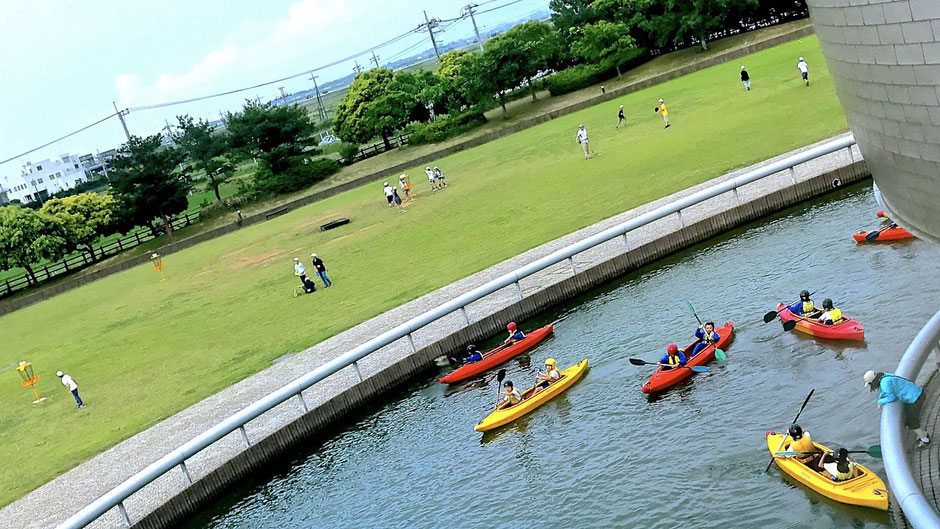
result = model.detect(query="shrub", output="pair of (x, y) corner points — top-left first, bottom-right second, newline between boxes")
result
(545, 63), (609, 96)
(407, 109), (487, 145)
(253, 157), (342, 196)
(338, 142), (361, 165)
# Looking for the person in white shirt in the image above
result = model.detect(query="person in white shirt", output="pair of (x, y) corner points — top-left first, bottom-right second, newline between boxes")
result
(425, 166), (440, 192)
(797, 57), (809, 86)
(383, 182), (395, 207)
(433, 166), (446, 188)
(294, 258), (314, 292)
(576, 124), (591, 159)
(56, 371), (85, 408)
(398, 174), (412, 201)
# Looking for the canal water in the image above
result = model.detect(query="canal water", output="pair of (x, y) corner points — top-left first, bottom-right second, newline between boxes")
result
(186, 182), (940, 529)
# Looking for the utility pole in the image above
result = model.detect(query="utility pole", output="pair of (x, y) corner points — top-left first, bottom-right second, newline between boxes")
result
(309, 73), (327, 120)
(463, 3), (484, 52)
(424, 10), (441, 61)
(113, 101), (130, 141)
(370, 50), (381, 69)
(353, 61), (364, 74)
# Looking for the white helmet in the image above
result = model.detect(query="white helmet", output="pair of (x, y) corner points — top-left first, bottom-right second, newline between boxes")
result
(799, 56), (804, 61)
(741, 65), (745, 70)
(384, 182), (389, 186)
(310, 253), (317, 258)
(658, 99), (664, 103)
(619, 104), (624, 108)
(56, 371), (64, 377)
(293, 257), (300, 262)
(863, 370), (877, 388)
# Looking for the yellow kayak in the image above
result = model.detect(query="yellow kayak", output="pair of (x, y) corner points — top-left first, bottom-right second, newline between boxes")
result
(766, 431), (889, 510)
(475, 359), (587, 432)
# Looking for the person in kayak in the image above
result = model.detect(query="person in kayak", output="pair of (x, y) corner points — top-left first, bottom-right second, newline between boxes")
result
(690, 321), (720, 357)
(817, 447), (856, 481)
(788, 290), (819, 317)
(533, 358), (561, 395)
(784, 424), (815, 462)
(818, 299), (843, 325)
(864, 370), (931, 447)
(464, 345), (483, 363)
(497, 380), (523, 409)
(504, 322), (526, 344)
(659, 343), (687, 369)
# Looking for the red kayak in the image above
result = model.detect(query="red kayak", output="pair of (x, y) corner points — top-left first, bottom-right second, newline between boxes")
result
(853, 226), (914, 243)
(641, 321), (734, 394)
(438, 323), (554, 384)
(776, 303), (864, 341)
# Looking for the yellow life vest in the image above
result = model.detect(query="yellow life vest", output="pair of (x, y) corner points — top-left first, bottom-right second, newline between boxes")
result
(801, 301), (815, 315)
(507, 389), (521, 405)
(667, 354), (681, 365)
(836, 464), (853, 481)
(788, 434), (814, 453)
(703, 331), (716, 342)
(548, 369), (560, 380)
(827, 308), (843, 324)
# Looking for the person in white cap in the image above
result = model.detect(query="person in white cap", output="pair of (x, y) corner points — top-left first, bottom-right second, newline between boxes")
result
(576, 124), (591, 159)
(383, 182), (395, 207)
(655, 99), (670, 128)
(425, 166), (440, 192)
(797, 57), (809, 86)
(864, 370), (930, 447)
(433, 166), (446, 188)
(616, 105), (626, 129)
(740, 65), (750, 91)
(56, 371), (84, 408)
(310, 253), (332, 287)
(398, 174), (412, 201)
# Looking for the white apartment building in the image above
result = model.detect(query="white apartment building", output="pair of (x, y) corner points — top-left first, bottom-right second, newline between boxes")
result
(0, 153), (89, 204)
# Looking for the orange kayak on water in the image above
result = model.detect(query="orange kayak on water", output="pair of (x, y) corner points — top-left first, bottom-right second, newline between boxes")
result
(776, 304), (864, 341)
(641, 321), (734, 394)
(853, 226), (914, 242)
(439, 324), (554, 384)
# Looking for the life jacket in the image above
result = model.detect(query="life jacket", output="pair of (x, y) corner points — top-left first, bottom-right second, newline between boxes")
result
(826, 308), (843, 324)
(835, 464), (853, 481)
(800, 301), (814, 315)
(507, 389), (522, 405)
(548, 368), (560, 380)
(703, 330), (716, 342)
(667, 354), (681, 365)
(789, 434), (814, 453)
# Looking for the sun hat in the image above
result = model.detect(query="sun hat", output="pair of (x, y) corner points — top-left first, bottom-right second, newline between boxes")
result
(310, 253), (317, 258)
(863, 370), (877, 388)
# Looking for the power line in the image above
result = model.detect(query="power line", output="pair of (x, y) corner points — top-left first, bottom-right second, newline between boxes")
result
(0, 113), (118, 167)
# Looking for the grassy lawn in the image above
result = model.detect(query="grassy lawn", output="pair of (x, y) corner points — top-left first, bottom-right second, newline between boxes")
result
(0, 34), (847, 506)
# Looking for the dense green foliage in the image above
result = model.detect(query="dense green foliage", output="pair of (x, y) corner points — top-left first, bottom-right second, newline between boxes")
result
(0, 205), (66, 283)
(39, 193), (118, 262)
(407, 109), (488, 145)
(175, 116), (234, 202)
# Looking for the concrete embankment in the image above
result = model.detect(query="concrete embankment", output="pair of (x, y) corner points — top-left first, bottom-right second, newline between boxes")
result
(0, 134), (865, 529)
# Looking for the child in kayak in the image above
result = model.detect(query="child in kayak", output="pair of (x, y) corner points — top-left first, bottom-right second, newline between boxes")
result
(464, 345), (483, 363)
(788, 290), (820, 317)
(533, 358), (561, 395)
(783, 424), (815, 462)
(497, 380), (522, 408)
(659, 344), (687, 368)
(504, 322), (526, 344)
(818, 299), (843, 325)
(817, 447), (856, 481)
(690, 322), (720, 357)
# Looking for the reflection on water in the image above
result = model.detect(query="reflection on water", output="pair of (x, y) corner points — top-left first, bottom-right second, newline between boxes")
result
(186, 184), (939, 529)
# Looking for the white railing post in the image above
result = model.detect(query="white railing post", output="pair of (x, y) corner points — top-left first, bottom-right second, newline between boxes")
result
(406, 333), (417, 353)
(621, 233), (629, 251)
(352, 361), (363, 382)
(567, 257), (577, 275)
(676, 210), (685, 228)
(460, 306), (470, 326)
(789, 166), (797, 185)
(513, 281), (524, 300)
(179, 461), (192, 484)
(295, 392), (308, 413)
(238, 426), (250, 447)
(117, 502), (130, 526)
(732, 187), (740, 207)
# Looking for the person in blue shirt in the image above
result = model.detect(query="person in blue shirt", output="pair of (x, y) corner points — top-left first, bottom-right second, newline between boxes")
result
(659, 343), (687, 368)
(690, 321), (720, 357)
(504, 322), (526, 344)
(463, 345), (483, 363)
(788, 290), (820, 317)
(864, 370), (930, 448)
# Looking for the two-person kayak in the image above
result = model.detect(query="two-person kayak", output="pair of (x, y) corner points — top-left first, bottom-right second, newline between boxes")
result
(439, 324), (554, 384)
(475, 358), (588, 432)
(641, 321), (734, 394)
(852, 226), (914, 243)
(776, 303), (864, 341)
(766, 431), (888, 511)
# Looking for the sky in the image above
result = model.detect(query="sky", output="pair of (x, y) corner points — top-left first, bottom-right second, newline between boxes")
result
(0, 0), (548, 175)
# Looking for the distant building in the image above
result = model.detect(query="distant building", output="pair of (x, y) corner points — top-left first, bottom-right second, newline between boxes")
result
(79, 150), (117, 179)
(0, 153), (89, 204)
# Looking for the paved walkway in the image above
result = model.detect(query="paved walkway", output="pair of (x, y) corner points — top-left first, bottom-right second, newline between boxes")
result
(0, 134), (861, 529)
(907, 362), (940, 526)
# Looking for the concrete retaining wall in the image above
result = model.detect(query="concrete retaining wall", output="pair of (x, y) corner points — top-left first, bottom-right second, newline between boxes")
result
(131, 159), (868, 529)
(0, 23), (814, 319)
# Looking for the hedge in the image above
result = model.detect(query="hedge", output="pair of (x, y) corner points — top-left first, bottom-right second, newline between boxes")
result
(407, 109), (488, 145)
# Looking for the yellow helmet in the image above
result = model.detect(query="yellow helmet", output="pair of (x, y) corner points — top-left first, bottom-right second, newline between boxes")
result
(545, 358), (556, 367)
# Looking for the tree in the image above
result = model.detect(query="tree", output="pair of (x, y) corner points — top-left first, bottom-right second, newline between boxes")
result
(642, 0), (757, 50)
(483, 21), (560, 104)
(437, 50), (497, 111)
(40, 193), (118, 263)
(109, 134), (190, 236)
(570, 21), (644, 76)
(175, 115), (232, 202)
(550, 0), (601, 47)
(226, 100), (318, 175)
(0, 205), (67, 284)
(334, 68), (415, 149)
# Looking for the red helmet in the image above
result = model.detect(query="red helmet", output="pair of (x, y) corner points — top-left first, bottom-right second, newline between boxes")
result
(876, 210), (885, 218)
(667, 343), (678, 354)
(507, 322), (517, 331)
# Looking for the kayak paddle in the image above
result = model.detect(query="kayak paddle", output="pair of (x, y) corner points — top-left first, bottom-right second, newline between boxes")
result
(763, 292), (816, 323)
(765, 388), (815, 473)
(685, 300), (726, 361)
(866, 227), (888, 242)
(782, 320), (798, 332)
(628, 358), (708, 372)
(776, 445), (882, 459)
(493, 369), (506, 407)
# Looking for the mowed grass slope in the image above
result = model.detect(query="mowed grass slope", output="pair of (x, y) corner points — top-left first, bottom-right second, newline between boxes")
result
(0, 36), (846, 505)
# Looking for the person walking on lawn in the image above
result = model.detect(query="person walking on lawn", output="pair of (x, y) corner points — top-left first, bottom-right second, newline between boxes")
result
(576, 124), (592, 159)
(655, 99), (670, 128)
(56, 371), (85, 408)
(310, 253), (332, 287)
(616, 105), (626, 129)
(740, 65), (751, 91)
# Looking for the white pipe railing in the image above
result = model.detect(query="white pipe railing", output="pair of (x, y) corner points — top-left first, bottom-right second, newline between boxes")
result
(881, 309), (940, 528)
(58, 134), (857, 528)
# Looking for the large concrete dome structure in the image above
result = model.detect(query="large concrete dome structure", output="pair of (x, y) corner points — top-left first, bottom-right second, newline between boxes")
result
(805, 0), (940, 243)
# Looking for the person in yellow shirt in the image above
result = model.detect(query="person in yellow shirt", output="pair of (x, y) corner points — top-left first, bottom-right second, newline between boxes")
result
(655, 98), (670, 128)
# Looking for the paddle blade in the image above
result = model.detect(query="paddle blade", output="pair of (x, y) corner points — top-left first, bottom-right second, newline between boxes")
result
(866, 230), (881, 242)
(686, 300), (695, 313)
(496, 369), (507, 384)
(763, 310), (779, 323)
(867, 445), (882, 459)
(688, 366), (709, 373)
(782, 320), (798, 332)
(629, 358), (649, 366)
(714, 348), (727, 361)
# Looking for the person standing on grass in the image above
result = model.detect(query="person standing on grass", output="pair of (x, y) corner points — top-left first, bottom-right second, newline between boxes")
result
(383, 182), (395, 207)
(392, 186), (406, 213)
(433, 166), (447, 188)
(576, 124), (591, 159)
(655, 99), (670, 128)
(425, 166), (439, 192)
(864, 370), (931, 448)
(56, 371), (85, 408)
(310, 253), (332, 287)
(616, 105), (626, 129)
(293, 257), (313, 292)
(740, 65), (751, 91)
(398, 174), (413, 201)
(797, 57), (809, 86)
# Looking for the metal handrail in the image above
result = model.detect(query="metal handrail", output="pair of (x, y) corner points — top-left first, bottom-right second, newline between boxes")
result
(58, 134), (857, 528)
(882, 309), (940, 528)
